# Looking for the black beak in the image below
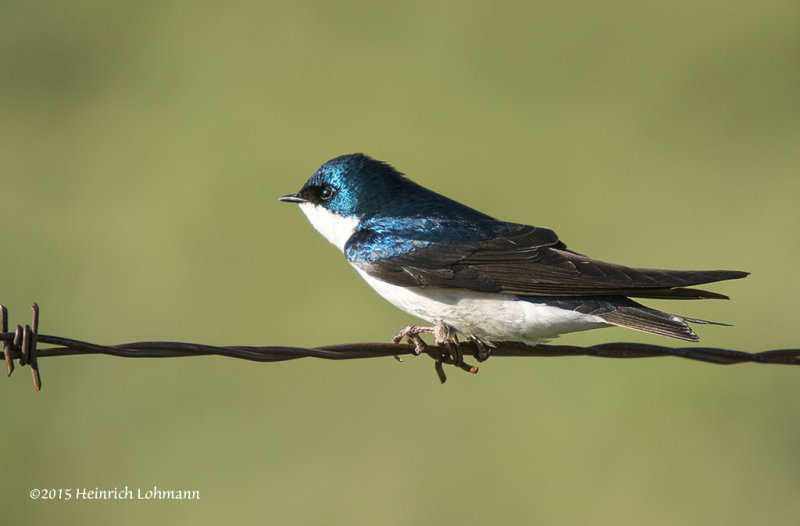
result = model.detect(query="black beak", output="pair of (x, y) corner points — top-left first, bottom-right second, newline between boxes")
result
(279, 193), (306, 203)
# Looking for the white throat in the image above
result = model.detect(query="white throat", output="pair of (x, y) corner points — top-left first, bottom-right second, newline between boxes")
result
(298, 203), (359, 252)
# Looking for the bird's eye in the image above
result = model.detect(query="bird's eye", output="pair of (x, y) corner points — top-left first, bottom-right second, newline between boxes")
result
(320, 184), (335, 201)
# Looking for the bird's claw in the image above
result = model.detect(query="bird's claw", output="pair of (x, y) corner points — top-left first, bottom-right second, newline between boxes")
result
(392, 325), (435, 355)
(466, 336), (492, 362)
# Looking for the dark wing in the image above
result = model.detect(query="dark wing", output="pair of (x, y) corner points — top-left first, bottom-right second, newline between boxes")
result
(345, 222), (748, 299)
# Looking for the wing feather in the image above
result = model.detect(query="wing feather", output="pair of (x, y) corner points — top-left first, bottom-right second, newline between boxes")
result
(345, 222), (747, 298)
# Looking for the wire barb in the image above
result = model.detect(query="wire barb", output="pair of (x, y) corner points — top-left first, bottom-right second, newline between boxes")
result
(1, 303), (799, 391)
(1, 306), (12, 376)
(2, 304), (42, 390)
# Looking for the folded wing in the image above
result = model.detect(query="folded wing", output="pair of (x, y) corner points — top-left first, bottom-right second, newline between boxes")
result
(345, 222), (748, 299)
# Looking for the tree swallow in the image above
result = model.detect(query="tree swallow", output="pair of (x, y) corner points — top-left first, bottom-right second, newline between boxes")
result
(280, 153), (747, 354)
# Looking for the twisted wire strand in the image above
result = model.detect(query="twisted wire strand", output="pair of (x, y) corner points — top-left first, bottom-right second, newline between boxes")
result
(2, 304), (798, 390)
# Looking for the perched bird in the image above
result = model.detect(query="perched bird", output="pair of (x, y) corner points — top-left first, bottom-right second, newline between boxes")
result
(280, 153), (747, 354)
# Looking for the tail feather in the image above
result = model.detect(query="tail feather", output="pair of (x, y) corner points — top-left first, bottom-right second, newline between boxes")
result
(599, 305), (702, 342)
(627, 287), (731, 300)
(679, 316), (732, 327)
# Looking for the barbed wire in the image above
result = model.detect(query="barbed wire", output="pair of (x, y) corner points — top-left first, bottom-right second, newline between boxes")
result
(2, 304), (799, 391)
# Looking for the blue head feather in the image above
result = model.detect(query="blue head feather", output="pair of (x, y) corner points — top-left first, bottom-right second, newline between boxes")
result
(299, 153), (496, 223)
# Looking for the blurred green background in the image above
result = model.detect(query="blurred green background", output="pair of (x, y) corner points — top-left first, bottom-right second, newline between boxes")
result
(2, 1), (800, 524)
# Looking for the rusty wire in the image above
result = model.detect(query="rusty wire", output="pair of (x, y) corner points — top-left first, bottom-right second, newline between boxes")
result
(2, 303), (799, 391)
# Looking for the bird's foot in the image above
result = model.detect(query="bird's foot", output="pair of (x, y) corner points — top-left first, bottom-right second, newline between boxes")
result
(465, 336), (492, 362)
(392, 320), (460, 355)
(392, 321), (478, 383)
(392, 325), (436, 355)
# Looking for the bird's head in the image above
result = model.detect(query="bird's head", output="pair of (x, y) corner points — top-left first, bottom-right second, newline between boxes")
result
(280, 153), (409, 250)
(281, 153), (495, 250)
(280, 153), (407, 218)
